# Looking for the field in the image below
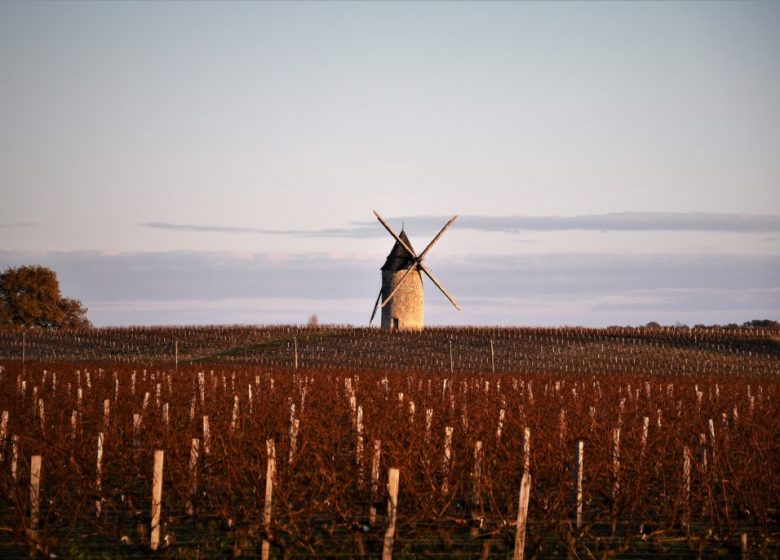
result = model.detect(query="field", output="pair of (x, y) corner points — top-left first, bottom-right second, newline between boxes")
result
(0, 326), (778, 559)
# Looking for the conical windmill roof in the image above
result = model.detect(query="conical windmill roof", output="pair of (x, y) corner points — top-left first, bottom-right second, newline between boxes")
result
(381, 229), (417, 271)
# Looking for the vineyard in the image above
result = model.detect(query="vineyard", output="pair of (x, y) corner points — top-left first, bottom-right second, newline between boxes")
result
(0, 326), (778, 558)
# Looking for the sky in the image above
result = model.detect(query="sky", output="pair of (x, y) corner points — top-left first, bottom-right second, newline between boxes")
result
(1, 1), (778, 327)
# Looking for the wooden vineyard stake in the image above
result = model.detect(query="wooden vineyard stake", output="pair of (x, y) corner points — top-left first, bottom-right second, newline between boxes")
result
(425, 409), (433, 447)
(443, 426), (454, 494)
(38, 399), (45, 433)
(0, 410), (7, 461)
(174, 340), (178, 369)
(523, 427), (531, 473)
(513, 471), (532, 560)
(472, 440), (483, 511)
(103, 399), (110, 430)
(708, 418), (716, 465)
(11, 435), (19, 482)
(741, 532), (748, 559)
(162, 403), (169, 429)
(262, 439), (276, 560)
(96, 433), (104, 517)
(383, 467), (400, 560)
(641, 416), (649, 457)
(574, 439), (584, 530)
(150, 449), (164, 551)
(71, 410), (78, 440)
(293, 336), (298, 369)
(230, 395), (239, 433)
(287, 403), (300, 465)
(449, 340), (454, 373)
(289, 415), (299, 465)
(611, 427), (621, 534)
(133, 414), (141, 446)
(356, 405), (364, 484)
(496, 408), (505, 441)
(202, 416), (211, 455)
(370, 440), (381, 525)
(490, 339), (495, 374)
(186, 438), (200, 516)
(30, 455), (42, 531)
(683, 445), (691, 529)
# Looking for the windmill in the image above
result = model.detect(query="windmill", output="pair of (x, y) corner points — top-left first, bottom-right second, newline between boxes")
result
(370, 210), (461, 330)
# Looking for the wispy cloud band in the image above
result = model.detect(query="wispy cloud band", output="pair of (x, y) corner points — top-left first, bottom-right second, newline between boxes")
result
(0, 249), (777, 326)
(142, 212), (780, 238)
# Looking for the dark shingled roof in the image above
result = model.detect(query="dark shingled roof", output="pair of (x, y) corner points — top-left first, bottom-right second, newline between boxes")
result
(381, 229), (417, 271)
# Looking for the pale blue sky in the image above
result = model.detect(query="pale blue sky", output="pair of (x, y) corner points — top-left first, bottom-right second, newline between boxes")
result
(1, 1), (778, 326)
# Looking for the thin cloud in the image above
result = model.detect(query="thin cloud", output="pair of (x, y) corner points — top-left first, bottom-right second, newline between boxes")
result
(141, 212), (780, 239)
(141, 221), (377, 238)
(1, 249), (776, 326)
(142, 222), (296, 235)
(0, 222), (34, 228)
(365, 212), (780, 234)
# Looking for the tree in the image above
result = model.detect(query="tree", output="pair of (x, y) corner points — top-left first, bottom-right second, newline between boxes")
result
(0, 265), (91, 329)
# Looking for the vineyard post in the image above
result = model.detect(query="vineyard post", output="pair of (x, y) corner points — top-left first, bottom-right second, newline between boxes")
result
(162, 403), (169, 429)
(0, 410), (7, 461)
(11, 434), (19, 482)
(96, 432), (104, 517)
(443, 426), (454, 494)
(174, 340), (178, 370)
(356, 405), (364, 484)
(513, 471), (532, 560)
(574, 439), (584, 531)
(22, 331), (25, 371)
(611, 427), (621, 534)
(202, 416), (210, 455)
(150, 449), (164, 551)
(496, 408), (505, 441)
(289, 413), (299, 465)
(449, 339), (454, 374)
(490, 340), (495, 374)
(30, 454), (42, 532)
(186, 438), (200, 516)
(294, 336), (298, 370)
(370, 439), (381, 526)
(38, 399), (45, 433)
(230, 395), (239, 434)
(740, 532), (747, 559)
(262, 439), (276, 560)
(132, 414), (141, 446)
(708, 418), (716, 465)
(425, 409), (433, 447)
(471, 440), (483, 532)
(523, 427), (531, 473)
(103, 399), (110, 430)
(382, 467), (400, 560)
(71, 410), (78, 440)
(683, 446), (691, 531)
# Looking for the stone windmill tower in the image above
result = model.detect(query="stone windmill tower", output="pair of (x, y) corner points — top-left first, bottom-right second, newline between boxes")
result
(370, 210), (461, 330)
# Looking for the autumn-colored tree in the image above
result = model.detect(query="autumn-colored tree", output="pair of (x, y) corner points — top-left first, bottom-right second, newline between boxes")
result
(0, 265), (91, 329)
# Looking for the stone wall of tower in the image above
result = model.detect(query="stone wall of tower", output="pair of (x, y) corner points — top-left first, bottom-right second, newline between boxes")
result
(381, 269), (424, 331)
